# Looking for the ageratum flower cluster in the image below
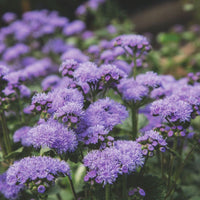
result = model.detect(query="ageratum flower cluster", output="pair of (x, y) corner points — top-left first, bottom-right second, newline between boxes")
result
(0, 173), (23, 200)
(83, 141), (144, 185)
(6, 156), (70, 194)
(137, 130), (167, 156)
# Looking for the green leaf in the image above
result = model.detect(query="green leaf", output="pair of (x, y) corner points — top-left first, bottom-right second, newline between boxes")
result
(4, 147), (24, 159)
(39, 147), (52, 156)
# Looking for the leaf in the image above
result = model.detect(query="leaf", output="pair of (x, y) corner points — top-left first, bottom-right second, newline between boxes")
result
(39, 147), (52, 156)
(4, 147), (24, 159)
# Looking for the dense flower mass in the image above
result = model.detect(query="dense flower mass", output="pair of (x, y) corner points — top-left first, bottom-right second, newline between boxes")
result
(6, 156), (70, 194)
(0, 173), (23, 200)
(83, 140), (144, 185)
(118, 78), (149, 102)
(150, 96), (193, 123)
(113, 34), (151, 55)
(137, 130), (167, 155)
(80, 97), (128, 130)
(136, 71), (162, 88)
(24, 120), (78, 154)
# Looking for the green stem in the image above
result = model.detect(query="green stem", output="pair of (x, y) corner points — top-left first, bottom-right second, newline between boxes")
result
(0, 124), (7, 156)
(133, 57), (137, 80)
(56, 193), (62, 200)
(67, 176), (77, 200)
(167, 138), (177, 188)
(0, 111), (12, 155)
(122, 175), (128, 199)
(161, 152), (164, 180)
(165, 145), (196, 199)
(131, 105), (138, 140)
(105, 184), (111, 200)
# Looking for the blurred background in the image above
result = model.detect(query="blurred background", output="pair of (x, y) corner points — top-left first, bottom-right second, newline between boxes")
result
(0, 0), (199, 32)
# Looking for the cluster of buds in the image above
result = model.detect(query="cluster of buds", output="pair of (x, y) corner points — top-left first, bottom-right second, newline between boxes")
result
(59, 59), (78, 78)
(154, 124), (188, 138)
(187, 72), (200, 85)
(30, 93), (52, 119)
(136, 130), (167, 157)
(128, 187), (146, 199)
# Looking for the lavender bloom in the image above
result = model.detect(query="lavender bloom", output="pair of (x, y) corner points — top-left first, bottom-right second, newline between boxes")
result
(99, 64), (127, 85)
(31, 92), (52, 113)
(63, 20), (85, 36)
(136, 71), (162, 88)
(50, 88), (84, 112)
(83, 140), (144, 185)
(87, 45), (100, 56)
(37, 185), (46, 193)
(0, 173), (23, 200)
(26, 120), (78, 154)
(73, 62), (101, 88)
(75, 5), (87, 16)
(83, 147), (121, 185)
(54, 102), (83, 125)
(107, 25), (117, 34)
(113, 34), (151, 55)
(137, 130), (167, 155)
(151, 96), (193, 123)
(41, 75), (61, 91)
(22, 58), (53, 80)
(114, 140), (144, 173)
(42, 38), (69, 54)
(100, 50), (114, 63)
(118, 78), (149, 102)
(113, 60), (132, 75)
(6, 156), (70, 193)
(78, 125), (110, 145)
(0, 65), (9, 77)
(82, 31), (94, 39)
(19, 85), (31, 98)
(59, 59), (78, 77)
(81, 98), (128, 130)
(13, 126), (31, 146)
(2, 43), (29, 62)
(2, 12), (17, 23)
(61, 48), (89, 62)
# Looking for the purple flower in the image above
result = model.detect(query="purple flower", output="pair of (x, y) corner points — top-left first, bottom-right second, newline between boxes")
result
(81, 97), (128, 130)
(61, 48), (89, 62)
(79, 125), (110, 145)
(118, 78), (149, 102)
(25, 120), (78, 154)
(6, 156), (70, 192)
(136, 71), (162, 88)
(50, 88), (84, 112)
(151, 96), (193, 123)
(42, 38), (69, 54)
(2, 12), (17, 23)
(41, 75), (61, 91)
(13, 126), (31, 146)
(37, 185), (46, 193)
(59, 59), (78, 77)
(83, 140), (144, 185)
(73, 61), (101, 84)
(99, 64), (127, 84)
(63, 20), (85, 36)
(113, 34), (151, 55)
(138, 188), (146, 196)
(0, 173), (23, 200)
(54, 102), (83, 125)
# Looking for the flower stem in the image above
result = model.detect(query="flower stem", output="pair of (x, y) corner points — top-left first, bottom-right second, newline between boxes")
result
(122, 175), (128, 199)
(105, 184), (111, 200)
(0, 111), (12, 155)
(165, 145), (196, 199)
(131, 105), (138, 140)
(67, 176), (77, 200)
